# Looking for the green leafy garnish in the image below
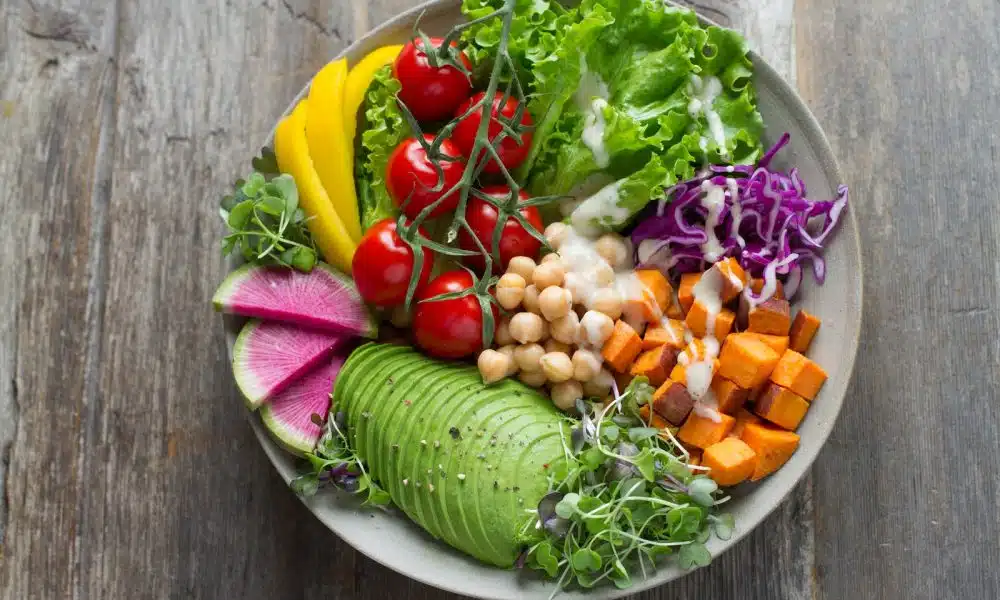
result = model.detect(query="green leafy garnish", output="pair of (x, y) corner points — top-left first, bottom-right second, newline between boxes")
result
(220, 171), (318, 272)
(291, 409), (392, 508)
(521, 384), (731, 594)
(355, 65), (410, 230)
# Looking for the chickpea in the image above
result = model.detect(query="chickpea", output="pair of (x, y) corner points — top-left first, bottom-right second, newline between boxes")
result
(532, 261), (565, 290)
(544, 222), (569, 251)
(579, 310), (615, 347)
(507, 256), (537, 282)
(478, 349), (512, 384)
(562, 272), (583, 304)
(496, 273), (526, 310)
(519, 369), (548, 388)
(509, 312), (545, 344)
(538, 286), (572, 321)
(549, 311), (581, 345)
(550, 380), (584, 411)
(495, 317), (514, 346)
(541, 252), (562, 265)
(571, 349), (602, 382)
(582, 368), (614, 398)
(588, 287), (623, 320)
(496, 344), (519, 376)
(544, 339), (571, 355)
(513, 343), (545, 372)
(594, 233), (630, 270)
(539, 352), (574, 383)
(389, 305), (411, 328)
(522, 284), (542, 315)
(591, 261), (616, 286)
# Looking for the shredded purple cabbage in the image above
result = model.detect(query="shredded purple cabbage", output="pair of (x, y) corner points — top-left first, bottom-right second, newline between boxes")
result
(631, 133), (848, 300)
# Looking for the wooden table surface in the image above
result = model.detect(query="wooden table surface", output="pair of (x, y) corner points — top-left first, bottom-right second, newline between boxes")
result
(2, 0), (998, 598)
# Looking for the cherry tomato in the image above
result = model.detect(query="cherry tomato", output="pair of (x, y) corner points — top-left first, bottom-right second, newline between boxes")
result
(413, 270), (497, 359)
(393, 37), (473, 122)
(351, 218), (434, 307)
(386, 134), (466, 219)
(458, 185), (544, 272)
(452, 92), (534, 174)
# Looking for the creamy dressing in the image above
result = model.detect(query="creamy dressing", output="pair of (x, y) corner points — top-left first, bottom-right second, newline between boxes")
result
(576, 55), (611, 169)
(687, 74), (728, 158)
(570, 180), (626, 236)
(699, 181), (726, 262)
(683, 266), (726, 422)
(726, 177), (745, 249)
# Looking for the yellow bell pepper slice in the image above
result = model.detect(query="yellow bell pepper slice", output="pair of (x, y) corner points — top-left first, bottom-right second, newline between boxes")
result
(306, 59), (363, 243)
(274, 101), (357, 274)
(342, 45), (404, 147)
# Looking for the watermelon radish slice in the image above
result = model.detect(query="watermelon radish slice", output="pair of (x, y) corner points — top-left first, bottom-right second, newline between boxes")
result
(233, 319), (348, 410)
(259, 355), (344, 455)
(213, 263), (377, 338)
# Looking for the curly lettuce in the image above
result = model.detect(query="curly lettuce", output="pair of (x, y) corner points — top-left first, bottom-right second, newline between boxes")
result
(355, 65), (409, 230)
(507, 0), (764, 229)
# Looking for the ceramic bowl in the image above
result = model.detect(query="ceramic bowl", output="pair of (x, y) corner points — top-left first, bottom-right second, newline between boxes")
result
(223, 1), (863, 597)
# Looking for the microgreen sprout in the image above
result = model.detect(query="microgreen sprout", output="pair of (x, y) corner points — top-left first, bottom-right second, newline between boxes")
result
(518, 378), (731, 594)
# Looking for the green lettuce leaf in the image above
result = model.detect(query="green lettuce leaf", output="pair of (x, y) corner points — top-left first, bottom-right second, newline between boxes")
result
(355, 65), (409, 231)
(568, 154), (670, 234)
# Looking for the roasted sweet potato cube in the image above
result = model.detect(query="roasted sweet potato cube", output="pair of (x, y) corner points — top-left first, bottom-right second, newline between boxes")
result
(740, 422), (800, 481)
(738, 332), (790, 355)
(715, 257), (748, 303)
(677, 410), (736, 449)
(702, 437), (757, 486)
(754, 383), (810, 430)
(639, 404), (669, 429)
(625, 270), (671, 321)
(710, 375), (750, 414)
(630, 345), (679, 386)
(602, 320), (643, 373)
(679, 338), (709, 364)
(749, 277), (785, 300)
(718, 335), (780, 389)
(730, 407), (764, 438)
(677, 273), (700, 313)
(669, 363), (687, 385)
(652, 380), (696, 425)
(769, 350), (828, 400)
(748, 297), (791, 336)
(738, 279), (785, 329)
(685, 302), (737, 339)
(789, 310), (821, 354)
(642, 319), (686, 350)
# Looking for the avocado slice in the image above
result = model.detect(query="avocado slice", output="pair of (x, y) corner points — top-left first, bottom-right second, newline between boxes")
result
(335, 343), (569, 567)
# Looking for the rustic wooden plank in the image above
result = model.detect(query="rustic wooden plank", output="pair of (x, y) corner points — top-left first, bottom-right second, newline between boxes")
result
(0, 1), (122, 598)
(796, 0), (1000, 598)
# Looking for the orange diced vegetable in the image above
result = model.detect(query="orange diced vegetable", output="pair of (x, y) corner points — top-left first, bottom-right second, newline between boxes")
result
(652, 380), (695, 425)
(637, 270), (671, 312)
(684, 302), (736, 339)
(679, 338), (708, 363)
(639, 404), (669, 429)
(754, 383), (809, 430)
(666, 293), (685, 319)
(738, 332), (790, 355)
(748, 297), (791, 335)
(715, 257), (748, 303)
(730, 407), (764, 438)
(678, 411), (736, 450)
(749, 278), (785, 300)
(677, 273), (700, 313)
(702, 437), (757, 486)
(769, 350), (828, 400)
(710, 375), (749, 414)
(718, 335), (780, 389)
(669, 363), (687, 384)
(740, 422), (800, 481)
(602, 320), (643, 372)
(789, 310), (821, 353)
(630, 345), (678, 386)
(642, 319), (686, 350)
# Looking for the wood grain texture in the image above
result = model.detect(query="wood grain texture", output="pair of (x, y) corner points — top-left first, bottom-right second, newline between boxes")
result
(796, 0), (1000, 598)
(3, 0), (996, 599)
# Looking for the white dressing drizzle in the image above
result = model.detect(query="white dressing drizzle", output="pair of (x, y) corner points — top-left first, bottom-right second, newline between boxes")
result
(576, 55), (612, 169)
(699, 181), (726, 262)
(685, 266), (726, 422)
(726, 177), (745, 249)
(687, 74), (728, 159)
(570, 180), (626, 236)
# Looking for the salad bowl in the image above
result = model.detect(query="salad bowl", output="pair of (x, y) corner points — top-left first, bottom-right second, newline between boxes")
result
(222, 1), (863, 597)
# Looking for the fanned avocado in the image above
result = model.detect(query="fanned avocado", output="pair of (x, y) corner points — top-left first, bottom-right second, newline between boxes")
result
(334, 343), (569, 568)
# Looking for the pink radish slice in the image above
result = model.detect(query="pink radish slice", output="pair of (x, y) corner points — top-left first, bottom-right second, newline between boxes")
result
(213, 263), (377, 338)
(233, 319), (347, 410)
(259, 355), (345, 455)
